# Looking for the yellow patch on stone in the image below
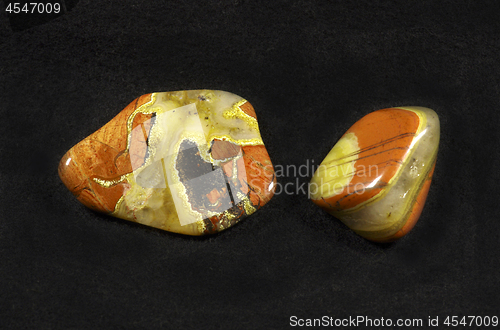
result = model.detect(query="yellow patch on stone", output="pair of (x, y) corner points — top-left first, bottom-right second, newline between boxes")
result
(310, 132), (359, 200)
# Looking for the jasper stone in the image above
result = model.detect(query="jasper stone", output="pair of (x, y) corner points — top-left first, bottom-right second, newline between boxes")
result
(309, 107), (439, 242)
(59, 90), (276, 235)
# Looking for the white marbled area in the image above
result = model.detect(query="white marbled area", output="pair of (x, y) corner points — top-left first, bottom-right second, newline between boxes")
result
(157, 90), (261, 144)
(337, 107), (440, 234)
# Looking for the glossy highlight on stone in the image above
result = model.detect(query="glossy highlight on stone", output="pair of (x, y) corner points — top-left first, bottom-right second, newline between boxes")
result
(309, 107), (439, 242)
(59, 90), (276, 235)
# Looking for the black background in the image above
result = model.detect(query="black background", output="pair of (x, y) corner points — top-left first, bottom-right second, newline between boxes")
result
(1, 0), (500, 329)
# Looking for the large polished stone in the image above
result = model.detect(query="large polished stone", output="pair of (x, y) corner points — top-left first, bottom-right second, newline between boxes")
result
(59, 90), (276, 235)
(309, 107), (439, 242)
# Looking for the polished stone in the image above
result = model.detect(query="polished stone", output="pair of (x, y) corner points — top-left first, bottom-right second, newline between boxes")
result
(309, 107), (439, 242)
(59, 90), (276, 235)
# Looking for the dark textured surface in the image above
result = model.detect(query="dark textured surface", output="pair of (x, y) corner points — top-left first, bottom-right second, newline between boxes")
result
(1, 0), (500, 329)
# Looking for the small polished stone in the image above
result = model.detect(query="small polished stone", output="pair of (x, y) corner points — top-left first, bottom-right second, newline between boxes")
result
(59, 90), (276, 235)
(309, 107), (439, 242)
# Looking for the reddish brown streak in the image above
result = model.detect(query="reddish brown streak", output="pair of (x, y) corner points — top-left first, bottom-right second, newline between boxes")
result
(331, 132), (416, 161)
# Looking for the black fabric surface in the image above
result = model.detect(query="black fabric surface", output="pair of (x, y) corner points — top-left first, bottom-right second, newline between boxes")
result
(1, 1), (500, 329)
